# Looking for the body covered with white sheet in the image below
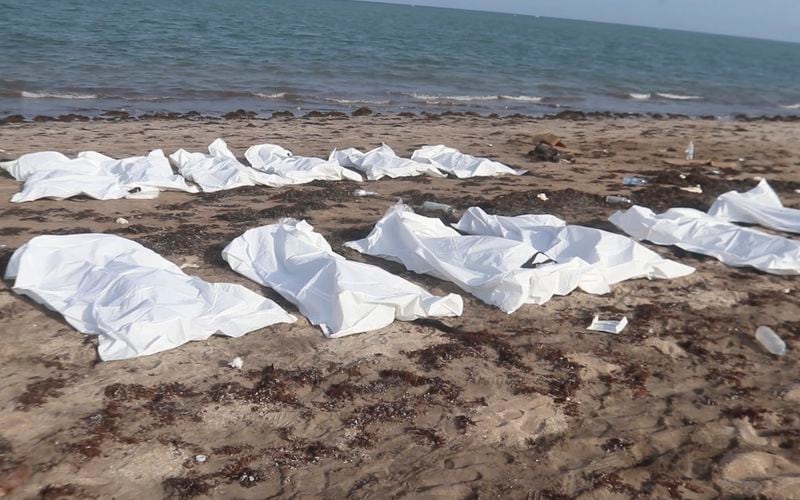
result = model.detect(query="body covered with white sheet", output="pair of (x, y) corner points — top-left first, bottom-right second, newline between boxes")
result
(222, 219), (463, 337)
(610, 206), (800, 275)
(245, 144), (362, 185)
(346, 203), (609, 313)
(411, 145), (527, 178)
(5, 234), (296, 360)
(708, 179), (800, 234)
(330, 144), (446, 180)
(454, 207), (694, 284)
(170, 138), (288, 192)
(1, 150), (197, 202)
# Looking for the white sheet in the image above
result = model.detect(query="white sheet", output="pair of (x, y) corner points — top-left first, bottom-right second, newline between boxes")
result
(222, 219), (463, 337)
(1, 150), (198, 202)
(708, 179), (800, 234)
(454, 207), (695, 284)
(610, 205), (800, 275)
(329, 144), (446, 180)
(411, 145), (527, 178)
(245, 144), (363, 184)
(5, 234), (296, 360)
(345, 203), (609, 313)
(170, 138), (288, 192)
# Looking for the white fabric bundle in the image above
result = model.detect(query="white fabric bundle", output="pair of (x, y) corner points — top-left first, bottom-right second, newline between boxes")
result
(170, 138), (288, 192)
(708, 179), (800, 234)
(245, 144), (363, 184)
(610, 206), (800, 275)
(222, 219), (462, 337)
(345, 203), (609, 313)
(454, 207), (695, 284)
(411, 145), (527, 178)
(5, 234), (296, 360)
(329, 144), (446, 180)
(1, 150), (197, 202)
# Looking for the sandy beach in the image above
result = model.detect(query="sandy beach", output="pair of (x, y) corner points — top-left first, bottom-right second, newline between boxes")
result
(1, 113), (799, 498)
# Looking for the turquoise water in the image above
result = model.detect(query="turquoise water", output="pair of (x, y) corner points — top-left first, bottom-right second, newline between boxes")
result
(1, 0), (799, 117)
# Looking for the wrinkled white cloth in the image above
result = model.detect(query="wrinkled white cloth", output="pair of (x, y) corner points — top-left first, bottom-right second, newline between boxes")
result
(411, 145), (527, 178)
(170, 138), (288, 192)
(245, 144), (363, 184)
(708, 179), (800, 234)
(346, 203), (609, 313)
(610, 206), (800, 275)
(454, 207), (695, 284)
(223, 219), (463, 337)
(5, 234), (296, 360)
(330, 144), (446, 180)
(1, 150), (197, 202)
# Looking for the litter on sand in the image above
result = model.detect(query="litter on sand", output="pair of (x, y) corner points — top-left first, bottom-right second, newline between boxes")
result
(115, 217), (129, 225)
(587, 315), (629, 334)
(411, 145), (527, 178)
(680, 185), (703, 194)
(244, 143), (363, 185)
(329, 144), (446, 180)
(755, 326), (786, 356)
(453, 207), (695, 285)
(170, 138), (289, 192)
(346, 203), (610, 313)
(708, 179), (800, 234)
(222, 219), (463, 337)
(229, 356), (244, 369)
(610, 205), (800, 275)
(1, 149), (198, 202)
(5, 234), (296, 360)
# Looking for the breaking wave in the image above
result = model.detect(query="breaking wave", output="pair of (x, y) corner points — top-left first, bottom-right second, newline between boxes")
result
(629, 93), (652, 100)
(655, 92), (702, 100)
(21, 91), (97, 99)
(780, 103), (800, 110)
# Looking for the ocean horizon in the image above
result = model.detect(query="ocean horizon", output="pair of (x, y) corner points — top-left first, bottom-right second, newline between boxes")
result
(2, 0), (799, 119)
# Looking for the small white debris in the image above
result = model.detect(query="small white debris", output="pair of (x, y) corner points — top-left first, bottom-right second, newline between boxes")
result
(784, 288), (791, 294)
(680, 185), (703, 194)
(587, 315), (628, 334)
(679, 174), (687, 179)
(353, 189), (376, 197)
(229, 356), (244, 369)
(795, 189), (800, 194)
(537, 193), (549, 201)
(115, 217), (129, 225)
(180, 263), (200, 270)
(195, 454), (207, 463)
(711, 169), (721, 175)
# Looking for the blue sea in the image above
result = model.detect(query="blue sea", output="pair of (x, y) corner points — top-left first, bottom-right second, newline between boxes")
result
(1, 0), (799, 118)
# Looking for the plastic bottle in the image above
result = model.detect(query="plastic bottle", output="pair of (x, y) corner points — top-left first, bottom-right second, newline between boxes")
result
(421, 201), (454, 213)
(623, 176), (648, 186)
(685, 141), (695, 161)
(755, 326), (786, 356)
(353, 189), (376, 197)
(605, 195), (631, 205)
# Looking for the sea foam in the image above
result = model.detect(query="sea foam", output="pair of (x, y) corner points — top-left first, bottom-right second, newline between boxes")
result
(21, 91), (97, 99)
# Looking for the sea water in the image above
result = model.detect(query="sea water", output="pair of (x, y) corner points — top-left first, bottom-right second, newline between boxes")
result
(1, 0), (798, 118)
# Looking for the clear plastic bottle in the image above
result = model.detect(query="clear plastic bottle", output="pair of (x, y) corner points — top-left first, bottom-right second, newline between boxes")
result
(755, 326), (786, 356)
(605, 195), (631, 204)
(421, 201), (454, 213)
(623, 176), (648, 186)
(685, 141), (695, 161)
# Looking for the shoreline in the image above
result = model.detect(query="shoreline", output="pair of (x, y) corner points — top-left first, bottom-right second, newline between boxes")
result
(2, 107), (800, 126)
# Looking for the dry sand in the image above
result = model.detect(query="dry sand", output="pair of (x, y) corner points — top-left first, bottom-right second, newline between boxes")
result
(0, 114), (799, 499)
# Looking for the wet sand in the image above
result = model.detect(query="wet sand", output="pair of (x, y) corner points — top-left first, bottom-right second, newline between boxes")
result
(1, 114), (799, 498)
